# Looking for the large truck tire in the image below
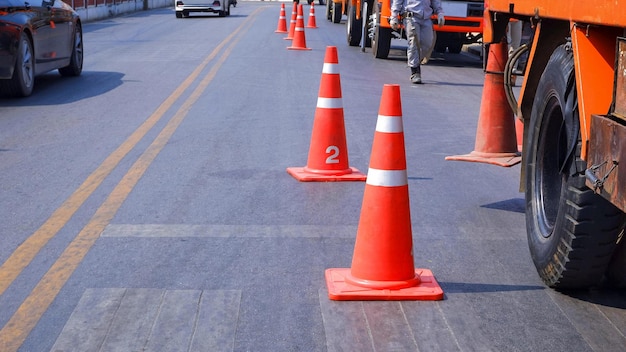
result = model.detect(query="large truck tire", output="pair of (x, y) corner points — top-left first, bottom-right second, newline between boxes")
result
(525, 44), (626, 289)
(607, 238), (626, 288)
(360, 0), (372, 48)
(446, 36), (463, 54)
(371, 4), (390, 59)
(332, 1), (342, 23)
(434, 32), (463, 54)
(326, 0), (332, 20)
(346, 2), (362, 46)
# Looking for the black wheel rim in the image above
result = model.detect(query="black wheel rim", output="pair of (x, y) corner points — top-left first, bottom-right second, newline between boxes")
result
(20, 37), (34, 89)
(75, 30), (83, 70)
(535, 93), (568, 239)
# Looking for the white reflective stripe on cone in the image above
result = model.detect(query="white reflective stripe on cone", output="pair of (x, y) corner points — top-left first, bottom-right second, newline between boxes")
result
(366, 168), (407, 187)
(375, 115), (403, 133)
(317, 97), (343, 109)
(322, 63), (340, 74)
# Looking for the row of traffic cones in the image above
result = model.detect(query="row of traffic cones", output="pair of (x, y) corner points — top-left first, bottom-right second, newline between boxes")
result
(281, 8), (521, 300)
(276, 2), (521, 166)
(286, 46), (444, 301)
(275, 3), (317, 50)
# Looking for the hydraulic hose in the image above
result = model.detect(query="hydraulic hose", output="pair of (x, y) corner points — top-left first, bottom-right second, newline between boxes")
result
(504, 43), (529, 116)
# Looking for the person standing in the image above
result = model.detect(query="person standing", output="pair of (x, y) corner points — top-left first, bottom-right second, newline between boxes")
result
(390, 0), (445, 84)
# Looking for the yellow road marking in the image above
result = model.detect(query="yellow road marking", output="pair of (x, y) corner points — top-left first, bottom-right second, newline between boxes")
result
(0, 19), (231, 298)
(0, 8), (264, 351)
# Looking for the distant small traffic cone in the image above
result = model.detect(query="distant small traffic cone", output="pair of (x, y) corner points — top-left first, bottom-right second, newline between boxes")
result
(445, 39), (521, 167)
(325, 84), (444, 301)
(284, 2), (297, 40)
(287, 46), (365, 181)
(287, 4), (311, 50)
(306, 3), (318, 28)
(275, 3), (287, 33)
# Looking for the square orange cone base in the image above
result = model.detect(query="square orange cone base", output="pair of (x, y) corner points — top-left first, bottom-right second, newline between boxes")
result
(445, 152), (521, 167)
(325, 268), (444, 301)
(286, 167), (366, 182)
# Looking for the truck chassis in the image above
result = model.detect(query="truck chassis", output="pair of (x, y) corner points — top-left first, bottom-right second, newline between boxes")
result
(329, 0), (483, 59)
(484, 0), (626, 289)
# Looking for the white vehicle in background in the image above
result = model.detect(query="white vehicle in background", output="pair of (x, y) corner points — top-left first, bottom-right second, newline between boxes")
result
(175, 0), (236, 18)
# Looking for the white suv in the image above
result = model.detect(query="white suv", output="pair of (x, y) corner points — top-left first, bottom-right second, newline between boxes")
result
(175, 0), (236, 18)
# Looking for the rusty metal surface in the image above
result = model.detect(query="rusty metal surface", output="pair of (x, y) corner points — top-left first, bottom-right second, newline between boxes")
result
(587, 114), (626, 212)
(613, 38), (626, 120)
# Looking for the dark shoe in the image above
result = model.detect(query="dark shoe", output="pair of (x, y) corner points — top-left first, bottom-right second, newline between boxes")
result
(410, 66), (422, 84)
(410, 73), (422, 84)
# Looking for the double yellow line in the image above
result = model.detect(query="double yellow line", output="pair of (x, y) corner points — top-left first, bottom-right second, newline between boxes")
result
(0, 7), (264, 351)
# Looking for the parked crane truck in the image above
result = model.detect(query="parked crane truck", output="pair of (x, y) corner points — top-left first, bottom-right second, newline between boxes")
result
(482, 0), (626, 289)
(327, 0), (483, 58)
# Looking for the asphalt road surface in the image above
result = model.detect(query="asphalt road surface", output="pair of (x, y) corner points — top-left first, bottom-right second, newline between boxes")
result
(1, 2), (625, 351)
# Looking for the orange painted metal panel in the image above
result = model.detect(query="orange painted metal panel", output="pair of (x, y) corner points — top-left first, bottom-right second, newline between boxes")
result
(434, 16), (483, 33)
(571, 25), (623, 159)
(487, 0), (626, 27)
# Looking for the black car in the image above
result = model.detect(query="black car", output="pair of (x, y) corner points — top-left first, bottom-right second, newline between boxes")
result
(0, 0), (82, 97)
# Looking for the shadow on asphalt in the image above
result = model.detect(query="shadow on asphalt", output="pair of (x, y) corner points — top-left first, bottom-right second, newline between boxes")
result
(384, 43), (484, 69)
(481, 198), (525, 214)
(0, 71), (124, 105)
(443, 281), (626, 310)
(441, 281), (545, 293)
(556, 287), (626, 309)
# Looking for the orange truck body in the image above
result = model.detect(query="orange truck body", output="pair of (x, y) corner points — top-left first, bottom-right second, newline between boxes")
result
(485, 0), (625, 149)
(479, 0), (626, 289)
(337, 0), (483, 57)
(485, 0), (626, 211)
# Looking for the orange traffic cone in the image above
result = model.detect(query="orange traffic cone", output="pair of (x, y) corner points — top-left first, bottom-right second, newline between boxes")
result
(325, 84), (444, 301)
(287, 46), (366, 182)
(445, 39), (521, 167)
(284, 2), (297, 40)
(306, 3), (317, 29)
(287, 4), (311, 50)
(275, 3), (287, 33)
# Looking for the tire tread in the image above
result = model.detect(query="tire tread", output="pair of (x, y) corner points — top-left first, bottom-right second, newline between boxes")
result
(527, 45), (626, 289)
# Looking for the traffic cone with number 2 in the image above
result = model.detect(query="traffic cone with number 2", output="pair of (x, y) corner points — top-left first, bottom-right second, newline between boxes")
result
(287, 46), (365, 181)
(325, 84), (444, 300)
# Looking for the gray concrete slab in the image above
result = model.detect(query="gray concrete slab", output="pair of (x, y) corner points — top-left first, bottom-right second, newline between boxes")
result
(51, 289), (241, 352)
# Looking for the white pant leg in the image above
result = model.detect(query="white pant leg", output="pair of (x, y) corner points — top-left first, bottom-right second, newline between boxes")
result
(405, 16), (434, 67)
(405, 17), (419, 68)
(418, 17), (434, 60)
